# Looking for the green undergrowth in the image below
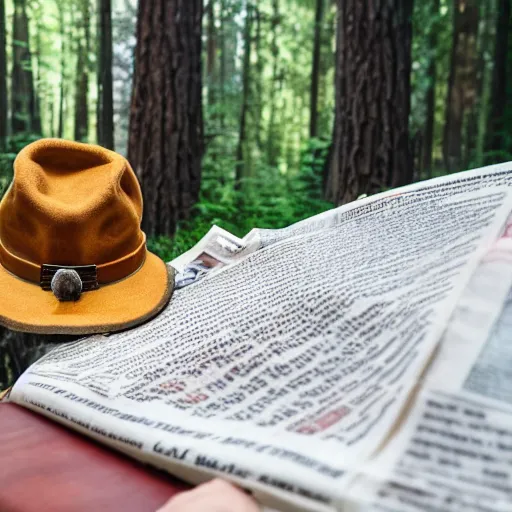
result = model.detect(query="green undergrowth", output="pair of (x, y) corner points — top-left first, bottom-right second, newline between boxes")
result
(148, 138), (333, 262)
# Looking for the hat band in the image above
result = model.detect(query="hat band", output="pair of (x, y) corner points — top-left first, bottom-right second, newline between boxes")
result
(0, 234), (147, 286)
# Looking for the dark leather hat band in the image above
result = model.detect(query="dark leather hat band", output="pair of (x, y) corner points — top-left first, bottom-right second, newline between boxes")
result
(0, 234), (147, 286)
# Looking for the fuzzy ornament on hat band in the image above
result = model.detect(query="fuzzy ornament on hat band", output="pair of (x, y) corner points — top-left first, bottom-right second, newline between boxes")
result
(0, 138), (175, 335)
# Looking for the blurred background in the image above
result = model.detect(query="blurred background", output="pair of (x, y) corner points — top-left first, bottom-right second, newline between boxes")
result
(0, 0), (511, 260)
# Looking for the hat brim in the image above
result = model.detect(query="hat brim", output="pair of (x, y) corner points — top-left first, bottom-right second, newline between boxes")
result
(0, 252), (174, 335)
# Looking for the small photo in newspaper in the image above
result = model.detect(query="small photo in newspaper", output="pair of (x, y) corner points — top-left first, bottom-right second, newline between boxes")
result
(174, 251), (225, 289)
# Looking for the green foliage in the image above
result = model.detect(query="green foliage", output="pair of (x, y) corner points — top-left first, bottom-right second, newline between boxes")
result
(148, 137), (333, 262)
(203, 0), (335, 183)
(5, 133), (41, 153)
(297, 137), (330, 199)
(0, 153), (14, 196)
(410, 0), (452, 160)
(0, 134), (41, 196)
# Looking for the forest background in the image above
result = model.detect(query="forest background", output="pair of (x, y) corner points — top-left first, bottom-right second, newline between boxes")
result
(0, 0), (511, 262)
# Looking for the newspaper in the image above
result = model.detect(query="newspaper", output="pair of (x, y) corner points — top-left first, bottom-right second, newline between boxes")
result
(7, 163), (512, 511)
(172, 225), (261, 288)
(347, 212), (512, 511)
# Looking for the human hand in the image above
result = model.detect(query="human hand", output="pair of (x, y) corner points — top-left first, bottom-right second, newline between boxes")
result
(157, 478), (261, 512)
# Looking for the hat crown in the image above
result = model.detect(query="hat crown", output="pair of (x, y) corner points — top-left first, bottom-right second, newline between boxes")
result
(0, 139), (144, 279)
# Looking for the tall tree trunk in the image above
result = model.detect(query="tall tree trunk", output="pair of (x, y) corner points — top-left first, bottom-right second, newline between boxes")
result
(32, 0), (42, 135)
(317, 0), (336, 139)
(486, 0), (510, 154)
(266, 0), (280, 167)
(219, 0), (227, 126)
(473, 0), (496, 166)
(0, 0), (7, 150)
(310, 0), (324, 139)
(57, 1), (65, 139)
(325, 0), (413, 205)
(49, 92), (55, 137)
(254, 5), (263, 151)
(11, 0), (37, 134)
(222, 1), (237, 87)
(235, 1), (252, 189)
(128, 0), (204, 237)
(74, 0), (90, 142)
(462, 0), (491, 168)
(58, 84), (65, 138)
(442, 0), (479, 173)
(207, 0), (216, 105)
(97, 0), (114, 149)
(422, 0), (440, 178)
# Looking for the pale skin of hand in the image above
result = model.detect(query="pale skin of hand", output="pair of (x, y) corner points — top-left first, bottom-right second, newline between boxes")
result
(157, 478), (261, 512)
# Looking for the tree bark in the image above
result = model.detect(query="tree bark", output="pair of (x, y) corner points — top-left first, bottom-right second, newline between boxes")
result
(442, 0), (479, 173)
(97, 0), (114, 149)
(325, 0), (414, 205)
(472, 0), (496, 166)
(0, 0), (7, 150)
(254, 5), (264, 151)
(266, 0), (280, 167)
(462, 0), (491, 168)
(128, 0), (204, 237)
(235, 1), (252, 189)
(57, 1), (66, 139)
(486, 0), (510, 154)
(219, 0), (227, 125)
(49, 92), (55, 137)
(422, 0), (440, 178)
(317, 0), (336, 139)
(221, 1), (237, 88)
(11, 0), (37, 134)
(206, 0), (216, 105)
(32, 0), (42, 135)
(310, 0), (324, 138)
(74, 0), (91, 142)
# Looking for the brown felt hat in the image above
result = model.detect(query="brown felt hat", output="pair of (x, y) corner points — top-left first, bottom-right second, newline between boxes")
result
(0, 139), (174, 334)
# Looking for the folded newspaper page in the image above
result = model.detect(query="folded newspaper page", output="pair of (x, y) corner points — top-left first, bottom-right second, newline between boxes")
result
(347, 212), (512, 511)
(7, 163), (512, 511)
(172, 225), (261, 289)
